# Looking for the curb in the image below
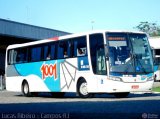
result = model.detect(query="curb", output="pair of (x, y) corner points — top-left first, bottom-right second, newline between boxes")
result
(152, 91), (160, 94)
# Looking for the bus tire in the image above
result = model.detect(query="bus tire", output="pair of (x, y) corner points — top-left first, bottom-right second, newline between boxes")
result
(113, 92), (130, 98)
(77, 79), (93, 98)
(22, 81), (31, 97)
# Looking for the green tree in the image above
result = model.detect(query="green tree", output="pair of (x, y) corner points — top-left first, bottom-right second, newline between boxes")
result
(135, 21), (160, 36)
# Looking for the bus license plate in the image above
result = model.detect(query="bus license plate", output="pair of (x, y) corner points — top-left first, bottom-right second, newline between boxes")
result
(132, 85), (139, 89)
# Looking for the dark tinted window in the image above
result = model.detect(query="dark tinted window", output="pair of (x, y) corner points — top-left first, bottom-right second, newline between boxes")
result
(7, 36), (88, 64)
(154, 57), (160, 65)
(89, 34), (106, 75)
(50, 43), (57, 60)
(72, 36), (87, 57)
(155, 49), (160, 55)
(43, 45), (50, 60)
(31, 47), (42, 62)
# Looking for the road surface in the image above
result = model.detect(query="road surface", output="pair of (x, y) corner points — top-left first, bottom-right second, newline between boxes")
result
(0, 91), (160, 119)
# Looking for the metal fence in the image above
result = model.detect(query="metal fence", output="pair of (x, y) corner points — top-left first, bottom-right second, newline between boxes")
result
(0, 75), (5, 90)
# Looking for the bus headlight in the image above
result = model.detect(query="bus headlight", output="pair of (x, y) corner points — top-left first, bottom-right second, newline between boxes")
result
(147, 76), (154, 81)
(109, 77), (122, 82)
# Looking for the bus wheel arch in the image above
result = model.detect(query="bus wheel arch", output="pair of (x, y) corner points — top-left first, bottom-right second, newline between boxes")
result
(21, 80), (31, 97)
(76, 77), (93, 98)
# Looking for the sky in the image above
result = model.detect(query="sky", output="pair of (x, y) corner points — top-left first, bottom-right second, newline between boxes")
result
(0, 0), (160, 33)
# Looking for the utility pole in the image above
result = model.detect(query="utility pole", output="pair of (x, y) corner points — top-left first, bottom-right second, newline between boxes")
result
(91, 21), (94, 30)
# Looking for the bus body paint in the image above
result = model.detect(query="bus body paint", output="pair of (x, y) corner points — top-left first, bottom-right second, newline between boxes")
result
(41, 62), (57, 80)
(15, 60), (64, 92)
(78, 56), (90, 71)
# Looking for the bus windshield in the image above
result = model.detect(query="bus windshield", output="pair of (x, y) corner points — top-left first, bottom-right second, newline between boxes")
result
(106, 33), (153, 74)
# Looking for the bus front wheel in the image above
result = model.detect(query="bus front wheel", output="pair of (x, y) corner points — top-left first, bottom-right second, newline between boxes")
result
(22, 81), (31, 97)
(77, 79), (93, 98)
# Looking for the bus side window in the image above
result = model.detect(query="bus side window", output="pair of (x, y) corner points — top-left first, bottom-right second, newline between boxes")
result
(75, 36), (87, 57)
(31, 47), (42, 62)
(73, 40), (78, 57)
(57, 40), (72, 59)
(70, 40), (74, 58)
(67, 41), (71, 58)
(43, 45), (51, 60)
(12, 50), (17, 64)
(51, 43), (57, 60)
(17, 48), (28, 63)
(89, 33), (106, 75)
(155, 57), (160, 65)
(8, 50), (14, 65)
(63, 40), (72, 58)
(77, 47), (86, 56)
(63, 41), (69, 58)
(57, 42), (64, 59)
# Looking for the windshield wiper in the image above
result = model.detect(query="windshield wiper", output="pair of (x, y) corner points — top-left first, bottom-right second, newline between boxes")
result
(124, 53), (135, 73)
(124, 53), (148, 74)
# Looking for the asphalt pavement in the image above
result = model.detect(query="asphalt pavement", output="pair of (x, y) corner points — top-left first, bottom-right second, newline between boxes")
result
(0, 91), (160, 119)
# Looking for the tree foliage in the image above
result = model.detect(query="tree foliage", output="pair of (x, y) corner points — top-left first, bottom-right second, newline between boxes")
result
(135, 21), (160, 36)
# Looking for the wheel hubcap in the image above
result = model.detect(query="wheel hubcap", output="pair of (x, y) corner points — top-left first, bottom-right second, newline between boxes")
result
(24, 84), (28, 94)
(80, 82), (88, 95)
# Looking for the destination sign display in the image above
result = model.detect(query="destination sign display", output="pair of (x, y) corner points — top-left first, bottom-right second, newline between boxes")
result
(108, 37), (126, 41)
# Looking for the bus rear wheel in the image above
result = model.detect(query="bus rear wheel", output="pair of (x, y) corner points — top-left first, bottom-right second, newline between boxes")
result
(77, 79), (93, 98)
(22, 81), (31, 97)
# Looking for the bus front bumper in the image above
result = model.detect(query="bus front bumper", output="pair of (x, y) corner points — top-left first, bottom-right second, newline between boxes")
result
(97, 80), (154, 93)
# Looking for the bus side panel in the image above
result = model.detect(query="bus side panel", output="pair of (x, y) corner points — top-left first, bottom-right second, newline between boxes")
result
(24, 75), (50, 92)
(60, 58), (78, 92)
(6, 57), (98, 93)
(59, 57), (98, 93)
(6, 76), (24, 92)
(6, 65), (50, 92)
(13, 60), (64, 92)
(6, 64), (24, 92)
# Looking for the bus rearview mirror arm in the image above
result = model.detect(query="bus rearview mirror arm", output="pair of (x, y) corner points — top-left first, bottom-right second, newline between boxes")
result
(104, 44), (109, 60)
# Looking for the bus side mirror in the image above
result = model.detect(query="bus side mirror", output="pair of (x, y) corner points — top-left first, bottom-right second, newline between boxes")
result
(151, 48), (155, 58)
(104, 45), (109, 60)
(151, 48), (156, 63)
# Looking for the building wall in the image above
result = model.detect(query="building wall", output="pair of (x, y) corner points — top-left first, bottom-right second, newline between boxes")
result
(0, 19), (70, 40)
(0, 53), (5, 74)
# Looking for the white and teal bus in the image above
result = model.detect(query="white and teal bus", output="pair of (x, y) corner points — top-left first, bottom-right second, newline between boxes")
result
(5, 30), (154, 98)
(149, 37), (160, 81)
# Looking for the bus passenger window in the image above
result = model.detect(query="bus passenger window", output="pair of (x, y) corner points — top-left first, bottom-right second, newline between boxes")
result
(43, 46), (50, 60)
(14, 48), (28, 64)
(77, 47), (86, 56)
(31, 47), (42, 62)
(57, 42), (64, 59)
(64, 50), (68, 58)
(76, 36), (87, 57)
(46, 54), (51, 60)
(78, 48), (83, 55)
(7, 50), (13, 65)
(57, 40), (71, 59)
(64, 41), (71, 58)
(50, 44), (56, 60)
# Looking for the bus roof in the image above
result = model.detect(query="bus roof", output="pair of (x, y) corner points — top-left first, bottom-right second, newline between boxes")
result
(149, 37), (160, 49)
(7, 30), (146, 50)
